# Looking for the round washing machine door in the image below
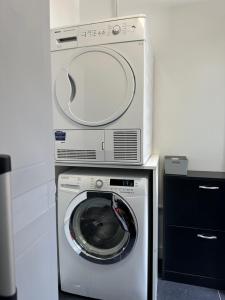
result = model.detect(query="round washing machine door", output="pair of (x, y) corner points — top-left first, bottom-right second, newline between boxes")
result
(64, 191), (137, 264)
(55, 47), (135, 126)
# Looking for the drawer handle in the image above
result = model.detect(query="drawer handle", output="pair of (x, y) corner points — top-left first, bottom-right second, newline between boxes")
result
(199, 185), (219, 190)
(197, 234), (217, 240)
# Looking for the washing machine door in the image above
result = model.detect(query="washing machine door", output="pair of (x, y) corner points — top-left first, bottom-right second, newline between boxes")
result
(64, 191), (137, 264)
(55, 47), (135, 126)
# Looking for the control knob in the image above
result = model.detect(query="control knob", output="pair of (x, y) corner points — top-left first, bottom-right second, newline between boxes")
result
(112, 25), (121, 35)
(96, 179), (103, 188)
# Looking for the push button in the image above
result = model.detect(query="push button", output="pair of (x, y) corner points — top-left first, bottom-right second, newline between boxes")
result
(112, 25), (121, 35)
(96, 179), (103, 188)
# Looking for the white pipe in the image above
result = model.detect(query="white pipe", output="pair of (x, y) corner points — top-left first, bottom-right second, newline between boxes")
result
(114, 0), (118, 17)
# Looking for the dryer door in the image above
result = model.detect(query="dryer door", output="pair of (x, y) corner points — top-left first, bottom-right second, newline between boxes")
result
(55, 47), (135, 126)
(64, 191), (137, 264)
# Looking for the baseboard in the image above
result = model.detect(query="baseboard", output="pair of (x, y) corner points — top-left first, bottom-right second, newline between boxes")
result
(163, 270), (225, 290)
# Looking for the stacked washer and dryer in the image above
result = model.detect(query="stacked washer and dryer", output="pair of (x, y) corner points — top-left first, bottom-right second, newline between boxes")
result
(51, 15), (155, 300)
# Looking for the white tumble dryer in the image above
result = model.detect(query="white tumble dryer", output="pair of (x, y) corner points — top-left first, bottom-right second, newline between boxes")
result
(51, 15), (153, 165)
(57, 169), (149, 300)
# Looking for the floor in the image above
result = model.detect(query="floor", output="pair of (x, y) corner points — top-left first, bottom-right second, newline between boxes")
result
(59, 279), (225, 300)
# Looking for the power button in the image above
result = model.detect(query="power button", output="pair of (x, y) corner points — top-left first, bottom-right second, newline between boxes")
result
(112, 25), (121, 35)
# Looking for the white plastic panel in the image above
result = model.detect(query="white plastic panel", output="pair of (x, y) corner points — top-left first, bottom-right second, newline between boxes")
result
(11, 161), (54, 198)
(14, 206), (56, 258)
(50, 16), (146, 51)
(55, 130), (104, 162)
(13, 184), (49, 233)
(77, 16), (146, 46)
(105, 129), (141, 163)
(0, 1), (54, 173)
(14, 206), (58, 300)
(51, 27), (78, 51)
(55, 47), (135, 126)
(0, 1), (57, 299)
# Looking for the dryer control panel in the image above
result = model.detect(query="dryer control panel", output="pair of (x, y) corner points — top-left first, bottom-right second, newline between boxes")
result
(51, 15), (146, 51)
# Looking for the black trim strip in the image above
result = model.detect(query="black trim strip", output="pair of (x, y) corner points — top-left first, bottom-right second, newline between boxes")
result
(87, 191), (113, 200)
(0, 155), (11, 175)
(0, 291), (17, 300)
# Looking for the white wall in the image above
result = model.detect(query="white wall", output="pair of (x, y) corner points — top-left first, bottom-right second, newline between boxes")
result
(50, 0), (116, 28)
(50, 0), (79, 28)
(0, 1), (58, 299)
(118, 0), (225, 173)
(79, 0), (117, 23)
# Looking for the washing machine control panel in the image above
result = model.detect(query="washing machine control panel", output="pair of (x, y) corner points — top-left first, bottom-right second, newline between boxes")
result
(90, 176), (145, 195)
(59, 174), (148, 196)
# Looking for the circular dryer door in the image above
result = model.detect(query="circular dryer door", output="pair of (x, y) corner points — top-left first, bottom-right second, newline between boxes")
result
(55, 47), (135, 126)
(64, 191), (137, 264)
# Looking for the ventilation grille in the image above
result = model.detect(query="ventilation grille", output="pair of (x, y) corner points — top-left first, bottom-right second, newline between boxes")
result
(113, 131), (138, 161)
(57, 149), (96, 160)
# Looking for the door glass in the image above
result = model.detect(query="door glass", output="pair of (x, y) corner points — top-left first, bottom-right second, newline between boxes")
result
(69, 193), (136, 261)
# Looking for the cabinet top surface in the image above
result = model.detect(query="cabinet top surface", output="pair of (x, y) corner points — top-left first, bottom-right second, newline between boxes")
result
(165, 171), (225, 179)
(55, 154), (159, 170)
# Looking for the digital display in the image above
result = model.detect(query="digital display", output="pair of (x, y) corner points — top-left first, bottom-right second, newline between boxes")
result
(110, 179), (134, 187)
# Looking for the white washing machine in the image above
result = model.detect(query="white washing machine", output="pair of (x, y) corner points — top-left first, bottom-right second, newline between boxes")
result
(51, 15), (153, 165)
(57, 169), (149, 300)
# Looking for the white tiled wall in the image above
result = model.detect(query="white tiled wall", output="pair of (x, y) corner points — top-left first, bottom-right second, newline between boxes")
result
(0, 0), (58, 299)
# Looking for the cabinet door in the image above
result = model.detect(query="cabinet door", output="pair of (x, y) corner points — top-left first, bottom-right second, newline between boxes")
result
(165, 226), (225, 279)
(164, 176), (225, 230)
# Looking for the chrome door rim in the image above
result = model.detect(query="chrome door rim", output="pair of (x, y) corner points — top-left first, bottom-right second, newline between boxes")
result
(64, 191), (137, 264)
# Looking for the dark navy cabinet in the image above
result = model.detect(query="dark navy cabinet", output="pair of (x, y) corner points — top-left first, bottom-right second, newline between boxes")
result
(163, 171), (225, 289)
